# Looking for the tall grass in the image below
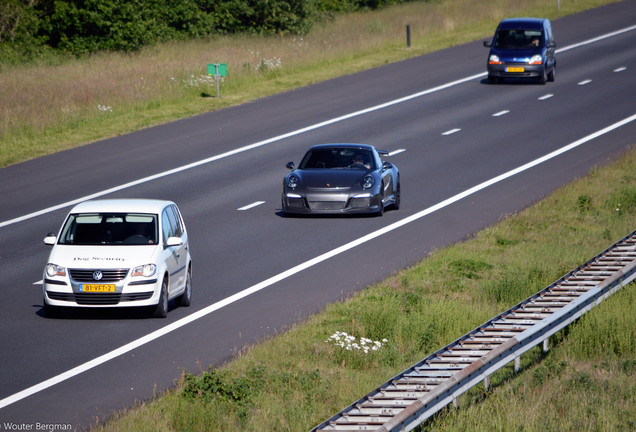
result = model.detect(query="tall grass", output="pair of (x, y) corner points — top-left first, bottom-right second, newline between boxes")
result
(0, 0), (619, 167)
(94, 145), (635, 431)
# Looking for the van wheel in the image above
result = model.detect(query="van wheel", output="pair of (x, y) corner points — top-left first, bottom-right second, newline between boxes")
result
(152, 278), (169, 318)
(176, 267), (192, 307)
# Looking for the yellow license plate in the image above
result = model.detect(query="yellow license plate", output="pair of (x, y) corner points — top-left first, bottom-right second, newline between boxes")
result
(80, 284), (116, 293)
(506, 66), (525, 72)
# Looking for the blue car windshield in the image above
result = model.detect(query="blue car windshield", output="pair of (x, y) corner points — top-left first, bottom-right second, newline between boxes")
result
(299, 148), (376, 170)
(495, 29), (543, 48)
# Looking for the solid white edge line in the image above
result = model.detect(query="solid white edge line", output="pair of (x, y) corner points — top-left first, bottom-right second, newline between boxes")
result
(2, 112), (634, 410)
(237, 201), (266, 211)
(2, 24), (635, 230)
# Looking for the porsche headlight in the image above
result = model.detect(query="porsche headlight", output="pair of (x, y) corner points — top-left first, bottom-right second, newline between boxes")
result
(287, 175), (300, 189)
(529, 55), (542, 65)
(45, 263), (66, 277)
(362, 175), (374, 189)
(488, 54), (501, 64)
(131, 264), (157, 277)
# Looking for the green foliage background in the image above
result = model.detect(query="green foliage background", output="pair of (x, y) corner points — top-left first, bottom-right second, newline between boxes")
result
(0, 0), (419, 62)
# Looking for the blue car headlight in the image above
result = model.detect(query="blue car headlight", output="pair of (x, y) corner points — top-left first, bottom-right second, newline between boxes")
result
(488, 54), (501, 64)
(287, 175), (300, 189)
(362, 175), (374, 190)
(529, 55), (543, 65)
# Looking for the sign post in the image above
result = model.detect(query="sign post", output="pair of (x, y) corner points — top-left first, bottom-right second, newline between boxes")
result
(207, 63), (228, 97)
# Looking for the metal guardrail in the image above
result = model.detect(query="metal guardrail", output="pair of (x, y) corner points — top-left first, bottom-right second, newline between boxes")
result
(311, 230), (636, 432)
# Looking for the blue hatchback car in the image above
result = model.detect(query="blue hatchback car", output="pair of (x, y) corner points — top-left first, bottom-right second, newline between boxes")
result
(483, 18), (556, 84)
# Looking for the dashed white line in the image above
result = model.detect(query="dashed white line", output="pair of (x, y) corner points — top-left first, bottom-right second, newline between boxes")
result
(538, 94), (554, 101)
(238, 201), (266, 211)
(388, 149), (406, 156)
(614, 66), (627, 72)
(442, 128), (461, 136)
(578, 79), (592, 86)
(493, 110), (509, 117)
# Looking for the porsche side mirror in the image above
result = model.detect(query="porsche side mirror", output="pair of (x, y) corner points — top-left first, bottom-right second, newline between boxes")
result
(286, 161), (295, 170)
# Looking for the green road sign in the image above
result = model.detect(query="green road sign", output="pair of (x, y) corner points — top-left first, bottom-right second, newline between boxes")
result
(207, 63), (227, 77)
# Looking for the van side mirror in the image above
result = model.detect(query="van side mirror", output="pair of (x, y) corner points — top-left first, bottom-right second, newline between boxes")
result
(44, 233), (56, 246)
(165, 237), (183, 248)
(483, 40), (492, 48)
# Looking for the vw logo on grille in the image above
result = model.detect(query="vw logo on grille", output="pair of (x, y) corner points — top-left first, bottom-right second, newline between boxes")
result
(92, 270), (103, 281)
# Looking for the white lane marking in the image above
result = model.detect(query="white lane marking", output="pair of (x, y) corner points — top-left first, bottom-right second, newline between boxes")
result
(388, 149), (406, 156)
(3, 112), (634, 410)
(614, 66), (626, 72)
(578, 79), (592, 86)
(442, 128), (461, 136)
(34, 280), (43, 285)
(493, 110), (509, 117)
(237, 201), (265, 211)
(2, 24), (635, 230)
(538, 94), (554, 101)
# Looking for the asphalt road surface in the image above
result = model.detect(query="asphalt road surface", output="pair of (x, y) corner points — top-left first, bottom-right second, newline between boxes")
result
(0, 1), (635, 429)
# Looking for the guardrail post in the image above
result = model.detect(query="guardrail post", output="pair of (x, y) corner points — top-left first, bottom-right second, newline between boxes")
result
(484, 376), (490, 390)
(543, 338), (550, 352)
(514, 356), (521, 373)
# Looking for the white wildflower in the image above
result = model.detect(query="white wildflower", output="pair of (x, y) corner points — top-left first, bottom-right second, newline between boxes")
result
(325, 331), (387, 354)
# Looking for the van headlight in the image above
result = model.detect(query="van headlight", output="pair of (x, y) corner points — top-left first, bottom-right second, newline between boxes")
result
(131, 264), (157, 277)
(488, 54), (501, 64)
(45, 263), (66, 277)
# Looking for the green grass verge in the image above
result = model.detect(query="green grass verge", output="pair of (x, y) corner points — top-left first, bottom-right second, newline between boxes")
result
(93, 147), (634, 431)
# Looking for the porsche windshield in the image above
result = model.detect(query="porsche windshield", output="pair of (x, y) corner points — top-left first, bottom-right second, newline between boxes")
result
(58, 213), (158, 245)
(298, 148), (376, 170)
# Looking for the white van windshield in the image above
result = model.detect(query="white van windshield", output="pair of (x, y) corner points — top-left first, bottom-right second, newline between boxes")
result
(58, 213), (158, 245)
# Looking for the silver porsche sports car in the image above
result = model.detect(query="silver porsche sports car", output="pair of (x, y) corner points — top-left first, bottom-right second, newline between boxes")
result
(282, 143), (400, 216)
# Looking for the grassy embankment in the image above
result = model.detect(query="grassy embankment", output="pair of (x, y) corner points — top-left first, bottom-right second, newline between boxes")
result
(0, 0), (620, 168)
(94, 147), (636, 432)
